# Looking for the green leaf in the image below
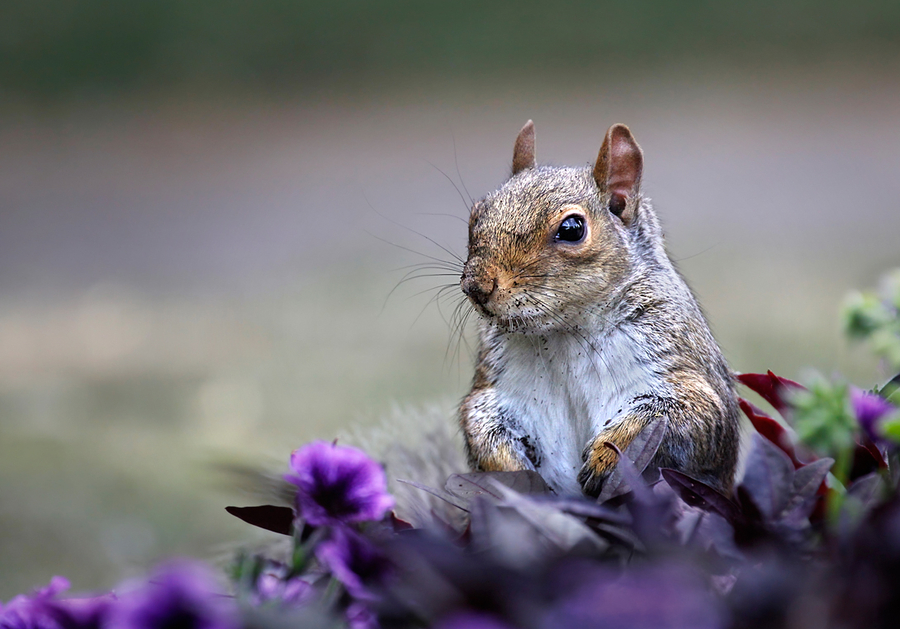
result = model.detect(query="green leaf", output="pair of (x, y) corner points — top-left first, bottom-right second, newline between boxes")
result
(879, 416), (900, 443)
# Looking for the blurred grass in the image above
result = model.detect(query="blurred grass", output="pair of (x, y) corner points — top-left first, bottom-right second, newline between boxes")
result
(0, 271), (464, 597)
(2, 1), (900, 98)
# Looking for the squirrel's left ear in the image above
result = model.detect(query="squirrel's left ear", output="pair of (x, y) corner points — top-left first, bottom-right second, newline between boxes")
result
(512, 120), (536, 175)
(593, 124), (643, 222)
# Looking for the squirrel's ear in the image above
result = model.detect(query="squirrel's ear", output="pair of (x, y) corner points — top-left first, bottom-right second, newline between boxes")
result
(593, 124), (643, 219)
(512, 120), (536, 175)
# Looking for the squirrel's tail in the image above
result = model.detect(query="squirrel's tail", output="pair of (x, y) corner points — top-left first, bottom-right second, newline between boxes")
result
(340, 401), (468, 529)
(218, 401), (468, 534)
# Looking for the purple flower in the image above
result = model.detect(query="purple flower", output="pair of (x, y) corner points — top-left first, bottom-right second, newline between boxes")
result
(107, 560), (237, 629)
(1, 577), (71, 629)
(1, 576), (115, 629)
(316, 528), (392, 600)
(253, 573), (312, 607)
(44, 595), (115, 629)
(851, 387), (896, 442)
(284, 441), (394, 527)
(346, 602), (379, 629)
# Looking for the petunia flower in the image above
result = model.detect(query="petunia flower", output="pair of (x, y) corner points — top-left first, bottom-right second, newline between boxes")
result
(107, 560), (237, 629)
(254, 572), (313, 607)
(1, 577), (71, 629)
(284, 441), (394, 527)
(44, 594), (115, 629)
(1, 576), (115, 629)
(346, 602), (379, 629)
(851, 387), (896, 443)
(316, 528), (393, 600)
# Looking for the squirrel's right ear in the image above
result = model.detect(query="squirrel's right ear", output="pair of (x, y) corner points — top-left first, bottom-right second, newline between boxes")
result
(593, 124), (643, 222)
(512, 120), (536, 175)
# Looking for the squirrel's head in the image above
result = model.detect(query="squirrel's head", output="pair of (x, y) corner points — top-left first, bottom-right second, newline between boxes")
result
(461, 120), (647, 333)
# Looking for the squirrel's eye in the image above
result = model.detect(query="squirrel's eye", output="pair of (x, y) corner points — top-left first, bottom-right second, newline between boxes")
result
(555, 216), (586, 243)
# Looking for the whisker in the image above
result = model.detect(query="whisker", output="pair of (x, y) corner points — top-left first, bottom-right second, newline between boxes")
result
(362, 193), (465, 265)
(416, 212), (468, 225)
(365, 229), (459, 267)
(447, 304), (476, 371)
(411, 285), (459, 327)
(408, 281), (458, 301)
(450, 129), (474, 206)
(672, 242), (720, 262)
(380, 268), (457, 315)
(390, 260), (463, 273)
(424, 158), (473, 217)
(524, 294), (607, 383)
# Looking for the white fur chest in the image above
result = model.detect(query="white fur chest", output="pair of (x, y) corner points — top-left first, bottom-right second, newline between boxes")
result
(489, 325), (660, 495)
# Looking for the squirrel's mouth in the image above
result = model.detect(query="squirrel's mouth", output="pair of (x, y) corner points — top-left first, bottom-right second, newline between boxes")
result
(479, 308), (549, 334)
(465, 290), (556, 333)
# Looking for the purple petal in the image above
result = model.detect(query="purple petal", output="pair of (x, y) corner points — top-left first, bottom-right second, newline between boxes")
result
(108, 560), (237, 629)
(284, 441), (394, 526)
(1, 577), (73, 629)
(346, 602), (379, 629)
(254, 573), (312, 607)
(316, 528), (392, 600)
(33, 579), (71, 601)
(45, 595), (116, 629)
(851, 387), (896, 442)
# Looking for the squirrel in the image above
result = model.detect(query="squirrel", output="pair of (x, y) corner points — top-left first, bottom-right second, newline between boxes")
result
(458, 120), (741, 497)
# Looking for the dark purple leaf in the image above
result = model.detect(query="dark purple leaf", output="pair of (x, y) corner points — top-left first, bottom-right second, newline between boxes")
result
(466, 498), (547, 566)
(790, 458), (833, 504)
(445, 471), (551, 504)
(740, 435), (795, 521)
(590, 521), (645, 552)
(445, 473), (504, 501)
(661, 468), (742, 523)
(225, 505), (294, 536)
(539, 498), (631, 525)
(783, 458), (833, 522)
(597, 416), (669, 503)
(737, 371), (804, 413)
(480, 481), (609, 559)
(396, 479), (469, 513)
(602, 441), (654, 504)
(845, 472), (885, 516)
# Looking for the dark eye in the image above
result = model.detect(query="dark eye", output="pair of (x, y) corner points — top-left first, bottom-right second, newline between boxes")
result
(555, 215), (586, 243)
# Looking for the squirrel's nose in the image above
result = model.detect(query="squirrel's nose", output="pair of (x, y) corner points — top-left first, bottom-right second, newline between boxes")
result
(461, 274), (497, 306)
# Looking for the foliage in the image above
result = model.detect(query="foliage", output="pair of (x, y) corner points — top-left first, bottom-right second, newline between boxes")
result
(843, 268), (900, 372)
(5, 269), (900, 628)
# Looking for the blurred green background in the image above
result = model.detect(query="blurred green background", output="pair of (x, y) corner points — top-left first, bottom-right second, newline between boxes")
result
(1, 1), (899, 598)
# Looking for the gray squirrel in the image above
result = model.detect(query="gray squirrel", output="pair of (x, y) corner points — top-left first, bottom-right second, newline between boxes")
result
(458, 120), (741, 497)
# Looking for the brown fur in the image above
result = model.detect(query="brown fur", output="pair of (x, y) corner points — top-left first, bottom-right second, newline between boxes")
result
(458, 121), (741, 498)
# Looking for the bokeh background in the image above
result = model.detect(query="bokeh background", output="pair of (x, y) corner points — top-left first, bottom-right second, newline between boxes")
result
(1, 1), (899, 597)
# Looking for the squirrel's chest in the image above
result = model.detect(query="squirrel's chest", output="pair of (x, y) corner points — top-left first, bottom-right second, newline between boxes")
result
(491, 328), (658, 494)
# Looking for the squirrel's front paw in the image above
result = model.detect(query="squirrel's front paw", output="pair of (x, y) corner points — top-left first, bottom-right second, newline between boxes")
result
(578, 438), (620, 498)
(473, 439), (537, 473)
